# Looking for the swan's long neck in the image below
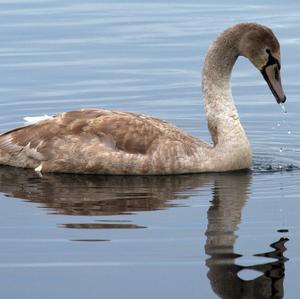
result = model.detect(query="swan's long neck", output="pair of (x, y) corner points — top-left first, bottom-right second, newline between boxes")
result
(202, 28), (247, 146)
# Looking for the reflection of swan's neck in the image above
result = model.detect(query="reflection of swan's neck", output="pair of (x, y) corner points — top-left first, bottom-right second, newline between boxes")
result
(202, 27), (249, 149)
(205, 175), (250, 256)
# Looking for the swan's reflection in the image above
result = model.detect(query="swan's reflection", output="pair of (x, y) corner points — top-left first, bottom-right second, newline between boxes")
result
(0, 166), (288, 297)
(206, 173), (288, 299)
(0, 166), (213, 217)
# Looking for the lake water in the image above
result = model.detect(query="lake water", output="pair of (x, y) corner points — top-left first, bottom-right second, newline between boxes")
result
(0, 1), (299, 298)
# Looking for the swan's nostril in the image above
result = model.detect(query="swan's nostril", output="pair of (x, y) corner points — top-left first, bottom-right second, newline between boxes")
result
(275, 67), (279, 81)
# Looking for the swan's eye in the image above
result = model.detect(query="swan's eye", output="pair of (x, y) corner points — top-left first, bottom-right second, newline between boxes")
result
(265, 50), (277, 67)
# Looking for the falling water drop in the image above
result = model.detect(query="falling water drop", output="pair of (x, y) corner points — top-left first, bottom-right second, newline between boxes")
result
(280, 103), (287, 113)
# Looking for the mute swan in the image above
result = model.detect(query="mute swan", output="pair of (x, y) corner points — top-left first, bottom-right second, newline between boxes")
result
(0, 23), (286, 174)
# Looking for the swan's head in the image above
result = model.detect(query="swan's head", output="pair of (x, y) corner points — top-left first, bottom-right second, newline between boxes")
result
(239, 24), (286, 104)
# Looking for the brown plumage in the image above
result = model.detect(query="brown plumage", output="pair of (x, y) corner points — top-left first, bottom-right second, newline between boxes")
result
(0, 23), (286, 174)
(0, 109), (207, 174)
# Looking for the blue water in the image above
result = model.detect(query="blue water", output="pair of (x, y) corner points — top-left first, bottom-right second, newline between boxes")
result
(0, 1), (299, 298)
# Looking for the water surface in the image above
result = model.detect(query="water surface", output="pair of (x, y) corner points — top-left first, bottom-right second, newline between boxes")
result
(0, 1), (299, 298)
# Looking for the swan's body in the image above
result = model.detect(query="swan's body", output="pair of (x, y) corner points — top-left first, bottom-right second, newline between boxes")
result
(0, 23), (286, 174)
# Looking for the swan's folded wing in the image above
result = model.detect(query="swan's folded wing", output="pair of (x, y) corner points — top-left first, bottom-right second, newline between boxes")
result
(0, 109), (167, 164)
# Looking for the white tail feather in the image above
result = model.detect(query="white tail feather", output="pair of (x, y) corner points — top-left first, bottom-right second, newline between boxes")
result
(24, 115), (53, 125)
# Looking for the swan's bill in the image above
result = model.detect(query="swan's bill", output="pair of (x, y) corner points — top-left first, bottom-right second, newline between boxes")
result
(261, 64), (286, 104)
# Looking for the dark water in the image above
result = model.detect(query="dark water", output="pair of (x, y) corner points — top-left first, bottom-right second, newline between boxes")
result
(0, 1), (299, 298)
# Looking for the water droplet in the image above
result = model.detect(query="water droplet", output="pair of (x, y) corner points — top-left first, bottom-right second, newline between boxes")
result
(280, 103), (287, 113)
(288, 130), (291, 134)
(279, 148), (283, 152)
(277, 123), (281, 127)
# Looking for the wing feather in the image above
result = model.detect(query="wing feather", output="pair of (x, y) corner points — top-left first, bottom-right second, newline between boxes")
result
(0, 109), (167, 161)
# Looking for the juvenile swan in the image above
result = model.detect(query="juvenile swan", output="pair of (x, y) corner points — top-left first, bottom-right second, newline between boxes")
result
(0, 23), (286, 174)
